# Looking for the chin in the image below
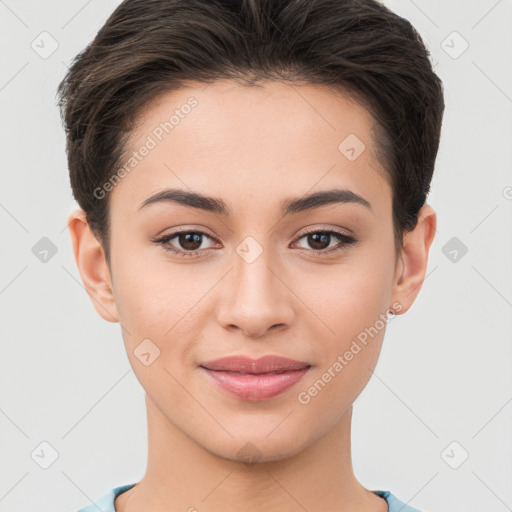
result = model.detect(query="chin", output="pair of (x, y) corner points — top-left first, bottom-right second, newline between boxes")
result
(198, 429), (310, 466)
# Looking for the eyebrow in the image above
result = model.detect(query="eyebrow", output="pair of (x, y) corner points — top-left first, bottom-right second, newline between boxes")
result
(138, 187), (372, 216)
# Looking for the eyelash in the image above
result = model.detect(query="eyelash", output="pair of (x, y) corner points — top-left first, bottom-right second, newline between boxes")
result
(152, 227), (357, 258)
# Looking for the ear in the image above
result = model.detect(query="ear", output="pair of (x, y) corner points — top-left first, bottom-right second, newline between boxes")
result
(67, 208), (119, 323)
(390, 204), (437, 315)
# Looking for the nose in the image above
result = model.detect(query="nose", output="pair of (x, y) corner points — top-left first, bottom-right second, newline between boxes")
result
(216, 245), (295, 338)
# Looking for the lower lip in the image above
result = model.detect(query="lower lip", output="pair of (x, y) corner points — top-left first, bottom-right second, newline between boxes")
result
(201, 366), (311, 401)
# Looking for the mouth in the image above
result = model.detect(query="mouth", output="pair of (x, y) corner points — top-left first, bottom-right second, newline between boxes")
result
(200, 354), (311, 373)
(207, 369), (303, 375)
(200, 355), (312, 401)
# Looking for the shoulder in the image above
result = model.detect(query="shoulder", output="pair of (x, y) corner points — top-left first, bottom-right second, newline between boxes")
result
(373, 489), (426, 512)
(73, 483), (136, 512)
(75, 484), (426, 512)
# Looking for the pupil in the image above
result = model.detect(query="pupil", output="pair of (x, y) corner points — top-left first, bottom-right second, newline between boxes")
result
(176, 232), (332, 252)
(180, 233), (202, 250)
(309, 232), (329, 250)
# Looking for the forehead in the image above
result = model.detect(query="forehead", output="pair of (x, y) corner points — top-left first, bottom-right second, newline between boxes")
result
(110, 79), (391, 216)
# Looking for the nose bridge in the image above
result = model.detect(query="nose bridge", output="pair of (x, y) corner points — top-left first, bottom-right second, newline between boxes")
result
(217, 236), (293, 336)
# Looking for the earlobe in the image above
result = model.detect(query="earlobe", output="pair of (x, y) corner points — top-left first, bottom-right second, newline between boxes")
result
(390, 204), (437, 315)
(67, 208), (119, 323)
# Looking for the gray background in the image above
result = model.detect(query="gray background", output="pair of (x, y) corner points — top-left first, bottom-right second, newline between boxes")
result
(1, 1), (511, 511)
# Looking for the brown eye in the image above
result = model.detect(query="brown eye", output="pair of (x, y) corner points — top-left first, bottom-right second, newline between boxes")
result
(295, 229), (357, 255)
(307, 232), (331, 250)
(153, 230), (218, 257)
(177, 232), (203, 251)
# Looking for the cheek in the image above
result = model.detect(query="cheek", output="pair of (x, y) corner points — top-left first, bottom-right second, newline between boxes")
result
(296, 269), (391, 413)
(111, 258), (208, 374)
(296, 260), (392, 337)
(115, 281), (197, 400)
(111, 249), (189, 333)
(294, 259), (393, 403)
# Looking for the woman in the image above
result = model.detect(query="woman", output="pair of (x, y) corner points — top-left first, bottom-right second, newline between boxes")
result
(58, 0), (444, 510)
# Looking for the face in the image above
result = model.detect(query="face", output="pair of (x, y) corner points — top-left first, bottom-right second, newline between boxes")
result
(102, 79), (406, 462)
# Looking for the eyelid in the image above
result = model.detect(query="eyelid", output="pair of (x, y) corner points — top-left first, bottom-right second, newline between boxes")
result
(153, 225), (357, 258)
(296, 225), (353, 239)
(154, 224), (217, 238)
(292, 227), (357, 253)
(152, 228), (219, 251)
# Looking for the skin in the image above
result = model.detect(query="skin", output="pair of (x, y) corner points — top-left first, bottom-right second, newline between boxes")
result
(68, 79), (436, 512)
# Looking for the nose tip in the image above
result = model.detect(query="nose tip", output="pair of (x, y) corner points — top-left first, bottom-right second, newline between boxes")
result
(216, 256), (294, 338)
(225, 321), (287, 339)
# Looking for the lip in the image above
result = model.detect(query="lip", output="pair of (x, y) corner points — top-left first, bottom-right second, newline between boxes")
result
(200, 355), (312, 401)
(201, 355), (311, 373)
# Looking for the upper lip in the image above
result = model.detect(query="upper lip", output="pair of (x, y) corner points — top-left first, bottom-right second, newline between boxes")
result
(201, 355), (311, 374)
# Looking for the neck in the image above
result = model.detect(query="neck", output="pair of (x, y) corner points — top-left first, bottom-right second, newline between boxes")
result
(115, 396), (388, 512)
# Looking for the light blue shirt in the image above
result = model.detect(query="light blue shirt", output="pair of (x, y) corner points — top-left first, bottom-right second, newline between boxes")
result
(75, 483), (424, 511)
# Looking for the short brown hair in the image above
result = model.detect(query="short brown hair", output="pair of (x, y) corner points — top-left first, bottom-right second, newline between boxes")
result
(57, 0), (444, 266)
